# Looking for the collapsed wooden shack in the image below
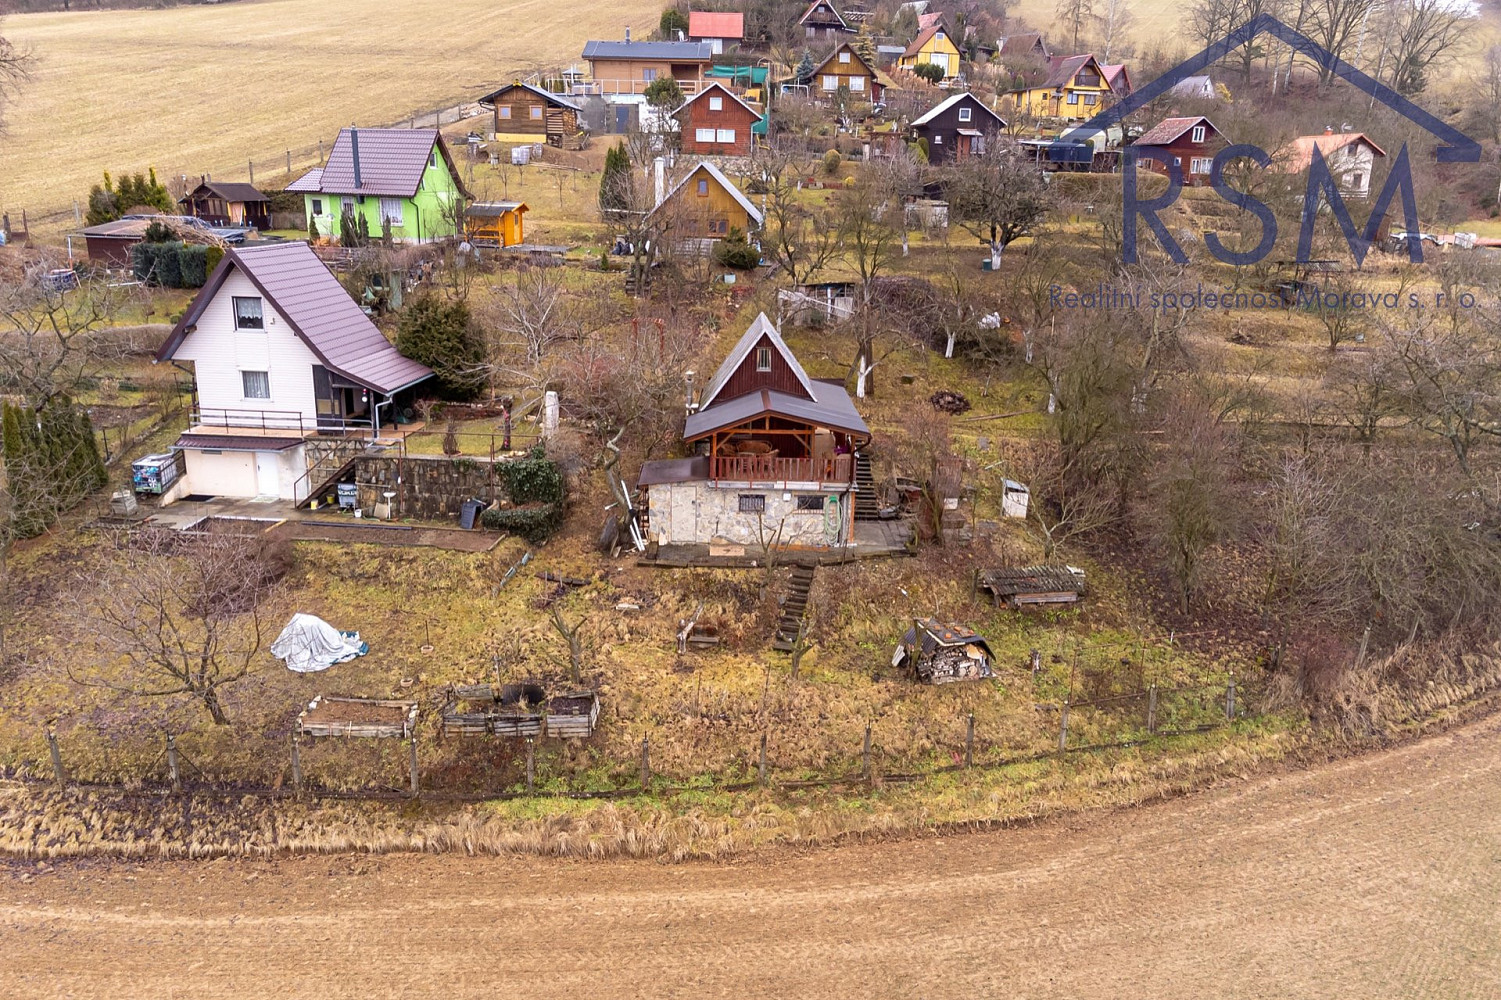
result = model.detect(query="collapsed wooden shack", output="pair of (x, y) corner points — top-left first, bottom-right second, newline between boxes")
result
(438, 683), (598, 739)
(892, 619), (995, 683)
(297, 695), (418, 738)
(979, 565), (1086, 608)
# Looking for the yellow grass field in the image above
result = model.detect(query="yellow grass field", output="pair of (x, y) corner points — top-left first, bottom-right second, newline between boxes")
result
(0, 0), (661, 229)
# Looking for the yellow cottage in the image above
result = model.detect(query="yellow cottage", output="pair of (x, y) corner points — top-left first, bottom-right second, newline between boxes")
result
(647, 161), (764, 240)
(1005, 53), (1120, 121)
(898, 25), (963, 82)
(464, 202), (528, 247)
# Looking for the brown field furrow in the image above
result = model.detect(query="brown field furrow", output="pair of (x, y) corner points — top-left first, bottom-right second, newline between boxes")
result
(3, 714), (1501, 998)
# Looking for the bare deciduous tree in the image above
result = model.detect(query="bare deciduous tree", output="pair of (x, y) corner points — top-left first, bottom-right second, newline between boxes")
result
(754, 148), (844, 284)
(69, 529), (288, 725)
(942, 139), (1051, 270)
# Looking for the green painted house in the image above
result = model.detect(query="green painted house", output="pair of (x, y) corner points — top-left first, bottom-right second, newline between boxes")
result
(287, 128), (471, 243)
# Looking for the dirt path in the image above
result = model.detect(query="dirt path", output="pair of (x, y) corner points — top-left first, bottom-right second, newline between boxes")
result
(4, 715), (1501, 999)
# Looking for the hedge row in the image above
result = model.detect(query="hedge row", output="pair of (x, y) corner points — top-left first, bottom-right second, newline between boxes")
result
(130, 242), (222, 288)
(479, 503), (563, 543)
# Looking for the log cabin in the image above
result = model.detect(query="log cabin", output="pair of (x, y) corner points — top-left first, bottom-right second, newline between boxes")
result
(477, 82), (584, 146)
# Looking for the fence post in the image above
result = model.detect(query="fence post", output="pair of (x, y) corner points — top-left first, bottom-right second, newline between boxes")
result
(290, 734), (304, 794)
(639, 736), (650, 791)
(758, 732), (768, 786)
(525, 738), (536, 794)
(248, 160), (254, 185)
(166, 734), (181, 792)
(318, 139), (324, 163)
(964, 713), (974, 768)
(1225, 676), (1237, 721)
(286, 150), (292, 175)
(45, 727), (66, 787)
(408, 738), (420, 797)
(1147, 684), (1158, 734)
(1030, 648), (1041, 675)
(1058, 699), (1069, 753)
(861, 723), (872, 781)
(1355, 625), (1372, 670)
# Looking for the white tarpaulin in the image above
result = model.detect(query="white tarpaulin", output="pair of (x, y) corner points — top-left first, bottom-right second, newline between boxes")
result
(271, 613), (368, 673)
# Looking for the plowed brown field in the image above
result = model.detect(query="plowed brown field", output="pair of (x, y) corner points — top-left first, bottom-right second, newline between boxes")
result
(4, 714), (1501, 999)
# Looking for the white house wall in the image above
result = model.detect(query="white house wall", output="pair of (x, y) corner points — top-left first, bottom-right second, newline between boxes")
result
(171, 269), (323, 426)
(648, 482), (853, 548)
(179, 443), (306, 500)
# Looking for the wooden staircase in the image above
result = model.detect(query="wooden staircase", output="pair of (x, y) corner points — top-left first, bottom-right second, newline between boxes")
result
(772, 565), (816, 652)
(854, 453), (882, 521)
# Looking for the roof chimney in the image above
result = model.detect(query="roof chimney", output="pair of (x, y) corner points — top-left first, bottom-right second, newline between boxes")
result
(350, 126), (363, 189)
(654, 156), (666, 208)
(1324, 125), (1334, 135)
(625, 25), (631, 43)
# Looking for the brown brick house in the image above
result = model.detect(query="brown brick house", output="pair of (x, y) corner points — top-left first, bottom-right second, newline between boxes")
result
(677, 82), (762, 156)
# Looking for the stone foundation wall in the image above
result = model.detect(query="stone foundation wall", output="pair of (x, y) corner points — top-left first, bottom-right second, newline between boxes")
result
(648, 482), (853, 548)
(344, 455), (499, 520)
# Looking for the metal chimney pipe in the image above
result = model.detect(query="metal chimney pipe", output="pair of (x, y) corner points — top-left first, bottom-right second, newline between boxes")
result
(625, 25), (631, 42)
(350, 127), (362, 189)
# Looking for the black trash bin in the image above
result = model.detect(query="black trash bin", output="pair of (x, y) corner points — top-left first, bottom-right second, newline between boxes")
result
(460, 498), (486, 530)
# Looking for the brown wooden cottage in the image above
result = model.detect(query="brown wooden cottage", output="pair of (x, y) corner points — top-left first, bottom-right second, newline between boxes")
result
(178, 181), (270, 229)
(809, 42), (885, 104)
(478, 82), (584, 145)
(798, 0), (852, 41)
(637, 314), (871, 552)
(677, 82), (761, 156)
(1132, 115), (1227, 187)
(910, 92), (1007, 164)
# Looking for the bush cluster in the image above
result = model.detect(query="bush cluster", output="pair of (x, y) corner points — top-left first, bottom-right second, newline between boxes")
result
(129, 242), (212, 288)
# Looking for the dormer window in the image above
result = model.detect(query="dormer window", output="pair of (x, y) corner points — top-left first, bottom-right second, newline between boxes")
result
(233, 296), (264, 330)
(709, 95), (723, 110)
(756, 346), (771, 371)
(958, 106), (972, 122)
(1191, 125), (1206, 143)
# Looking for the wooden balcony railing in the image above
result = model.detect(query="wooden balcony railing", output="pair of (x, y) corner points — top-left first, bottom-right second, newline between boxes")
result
(712, 454), (853, 485)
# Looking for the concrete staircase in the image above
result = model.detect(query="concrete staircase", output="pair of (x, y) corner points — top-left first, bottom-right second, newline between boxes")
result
(772, 564), (816, 652)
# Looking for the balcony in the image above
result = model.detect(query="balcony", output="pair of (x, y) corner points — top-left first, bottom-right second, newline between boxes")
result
(190, 407), (375, 436)
(711, 453), (853, 486)
(564, 78), (703, 97)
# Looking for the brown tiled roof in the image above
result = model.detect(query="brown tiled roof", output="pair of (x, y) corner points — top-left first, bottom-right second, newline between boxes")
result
(157, 242), (434, 396)
(1134, 116), (1217, 146)
(1275, 133), (1387, 173)
(182, 181), (268, 204)
(1041, 53), (1095, 89)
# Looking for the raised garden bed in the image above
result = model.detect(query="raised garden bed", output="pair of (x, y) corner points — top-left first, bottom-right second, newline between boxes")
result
(297, 695), (418, 739)
(545, 691), (600, 739)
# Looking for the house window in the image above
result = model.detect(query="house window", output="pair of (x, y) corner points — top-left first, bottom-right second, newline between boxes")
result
(697, 179), (709, 196)
(242, 370), (270, 399)
(643, 68), (658, 81)
(696, 127), (716, 143)
(738, 494), (765, 513)
(839, 50), (850, 63)
(379, 198), (404, 226)
(715, 128), (736, 143)
(958, 106), (972, 122)
(796, 495), (825, 511)
(1191, 157), (1213, 174)
(341, 196), (355, 215)
(823, 74), (839, 90)
(311, 198), (323, 216)
(756, 346), (771, 371)
(1083, 93), (1097, 105)
(530, 106), (543, 119)
(1172, 156), (1182, 167)
(499, 106), (512, 119)
(429, 149), (438, 167)
(849, 75), (864, 91)
(1067, 92), (1079, 104)
(709, 95), (723, 110)
(233, 296), (264, 330)
(1191, 125), (1206, 143)
(933, 134), (943, 144)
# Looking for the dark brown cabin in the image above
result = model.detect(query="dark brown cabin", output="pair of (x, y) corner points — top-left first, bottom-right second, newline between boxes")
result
(910, 92), (1007, 165)
(177, 181), (270, 229)
(478, 82), (583, 145)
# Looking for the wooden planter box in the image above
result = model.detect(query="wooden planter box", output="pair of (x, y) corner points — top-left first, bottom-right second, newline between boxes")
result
(545, 691), (600, 738)
(297, 695), (418, 739)
(490, 710), (545, 738)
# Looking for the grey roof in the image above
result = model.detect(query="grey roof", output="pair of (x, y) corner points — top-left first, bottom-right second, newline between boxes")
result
(297, 128), (466, 199)
(583, 40), (714, 61)
(649, 161), (764, 229)
(684, 384), (870, 440)
(157, 242), (434, 396)
(465, 201), (528, 217)
(910, 92), (1007, 128)
(637, 457), (709, 486)
(980, 565), (1086, 597)
(175, 433), (302, 452)
(699, 312), (815, 408)
(477, 80), (583, 111)
(181, 181), (268, 204)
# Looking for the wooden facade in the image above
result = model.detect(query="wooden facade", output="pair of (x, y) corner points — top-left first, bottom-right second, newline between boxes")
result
(464, 201), (528, 246)
(178, 181), (270, 229)
(479, 82), (581, 144)
(911, 92), (1007, 165)
(651, 163), (762, 238)
(799, 0), (851, 40)
(679, 82), (760, 157)
(1133, 116), (1225, 187)
(810, 43), (883, 103)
